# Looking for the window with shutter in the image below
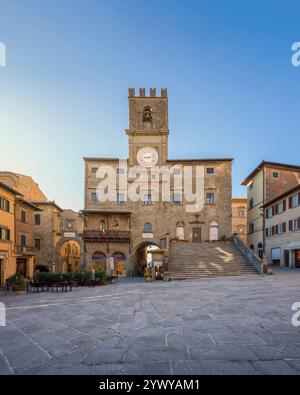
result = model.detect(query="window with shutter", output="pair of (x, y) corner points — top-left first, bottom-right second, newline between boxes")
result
(283, 200), (286, 212)
(282, 222), (286, 233)
(289, 196), (293, 209)
(289, 220), (293, 231)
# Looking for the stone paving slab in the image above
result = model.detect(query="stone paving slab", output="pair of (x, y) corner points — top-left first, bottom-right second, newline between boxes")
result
(0, 269), (300, 375)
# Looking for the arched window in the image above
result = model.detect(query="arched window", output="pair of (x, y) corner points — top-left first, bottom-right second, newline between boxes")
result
(99, 220), (106, 232)
(250, 244), (254, 251)
(112, 220), (119, 230)
(144, 223), (153, 233)
(112, 252), (127, 277)
(143, 106), (153, 122)
(92, 251), (106, 271)
(257, 243), (264, 259)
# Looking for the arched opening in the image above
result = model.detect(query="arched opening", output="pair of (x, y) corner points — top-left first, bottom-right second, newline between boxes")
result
(209, 221), (219, 241)
(35, 265), (50, 273)
(133, 242), (160, 277)
(112, 220), (119, 230)
(99, 220), (107, 234)
(250, 244), (255, 252)
(257, 243), (264, 259)
(60, 240), (81, 273)
(143, 106), (153, 123)
(176, 221), (185, 240)
(112, 252), (127, 277)
(144, 223), (153, 233)
(92, 251), (107, 272)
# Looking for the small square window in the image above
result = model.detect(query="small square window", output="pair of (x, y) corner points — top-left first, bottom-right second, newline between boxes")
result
(172, 168), (181, 175)
(35, 214), (41, 225)
(91, 167), (98, 174)
(206, 168), (214, 175)
(117, 168), (125, 175)
(206, 192), (215, 205)
(117, 193), (125, 204)
(249, 198), (254, 209)
(20, 210), (26, 223)
(91, 192), (99, 203)
(173, 193), (182, 205)
(144, 193), (152, 205)
(272, 171), (279, 178)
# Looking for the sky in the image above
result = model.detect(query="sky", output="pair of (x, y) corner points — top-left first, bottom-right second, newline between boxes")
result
(0, 0), (300, 211)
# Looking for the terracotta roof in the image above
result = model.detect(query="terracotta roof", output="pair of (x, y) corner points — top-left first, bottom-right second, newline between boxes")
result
(0, 181), (23, 196)
(264, 183), (300, 208)
(29, 200), (63, 212)
(242, 160), (300, 186)
(17, 199), (43, 211)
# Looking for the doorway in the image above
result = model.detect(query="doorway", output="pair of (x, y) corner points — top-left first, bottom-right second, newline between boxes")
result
(193, 228), (201, 243)
(16, 258), (27, 276)
(284, 250), (290, 267)
(296, 250), (300, 268)
(0, 259), (3, 287)
(133, 242), (160, 277)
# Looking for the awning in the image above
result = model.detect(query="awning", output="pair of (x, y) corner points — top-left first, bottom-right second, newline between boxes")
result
(285, 242), (300, 250)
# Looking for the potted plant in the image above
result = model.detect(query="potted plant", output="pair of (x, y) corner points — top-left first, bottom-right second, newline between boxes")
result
(144, 269), (152, 282)
(95, 269), (107, 285)
(11, 274), (28, 294)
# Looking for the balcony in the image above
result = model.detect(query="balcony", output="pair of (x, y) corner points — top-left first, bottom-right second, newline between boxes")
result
(15, 245), (36, 255)
(83, 230), (131, 243)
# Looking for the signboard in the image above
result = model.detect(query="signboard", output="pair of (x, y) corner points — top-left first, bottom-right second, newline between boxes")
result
(64, 232), (76, 238)
(271, 248), (281, 260)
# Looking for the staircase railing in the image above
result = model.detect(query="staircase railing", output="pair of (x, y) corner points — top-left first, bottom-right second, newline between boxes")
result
(232, 235), (263, 274)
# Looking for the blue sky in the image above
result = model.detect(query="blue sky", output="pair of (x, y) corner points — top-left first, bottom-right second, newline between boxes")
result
(0, 0), (299, 210)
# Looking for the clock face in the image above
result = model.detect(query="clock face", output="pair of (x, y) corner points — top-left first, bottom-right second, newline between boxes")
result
(137, 147), (159, 167)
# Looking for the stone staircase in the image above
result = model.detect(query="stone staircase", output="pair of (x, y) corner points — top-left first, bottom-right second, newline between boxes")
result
(168, 241), (259, 280)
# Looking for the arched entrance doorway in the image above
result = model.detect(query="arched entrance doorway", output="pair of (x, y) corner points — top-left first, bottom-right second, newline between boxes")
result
(112, 252), (127, 277)
(209, 221), (219, 241)
(133, 242), (160, 277)
(257, 243), (264, 259)
(92, 251), (107, 271)
(60, 240), (81, 273)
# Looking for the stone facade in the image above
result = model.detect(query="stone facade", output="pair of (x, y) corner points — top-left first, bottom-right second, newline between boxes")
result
(264, 184), (300, 268)
(231, 198), (247, 242)
(14, 199), (41, 278)
(0, 181), (19, 286)
(0, 172), (47, 201)
(83, 88), (233, 276)
(0, 172), (85, 273)
(242, 161), (300, 258)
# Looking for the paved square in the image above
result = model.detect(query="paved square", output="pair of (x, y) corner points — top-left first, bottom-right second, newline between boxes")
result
(1, 268), (300, 375)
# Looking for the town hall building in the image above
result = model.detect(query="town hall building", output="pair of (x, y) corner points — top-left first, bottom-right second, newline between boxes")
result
(82, 88), (233, 277)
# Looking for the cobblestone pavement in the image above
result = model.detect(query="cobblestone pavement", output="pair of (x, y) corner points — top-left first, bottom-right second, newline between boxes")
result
(1, 269), (300, 375)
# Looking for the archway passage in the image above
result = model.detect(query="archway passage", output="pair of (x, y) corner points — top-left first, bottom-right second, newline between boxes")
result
(60, 240), (81, 273)
(133, 242), (160, 277)
(54, 236), (85, 273)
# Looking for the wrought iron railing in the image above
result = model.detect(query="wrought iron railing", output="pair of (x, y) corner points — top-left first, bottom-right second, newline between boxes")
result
(83, 230), (131, 242)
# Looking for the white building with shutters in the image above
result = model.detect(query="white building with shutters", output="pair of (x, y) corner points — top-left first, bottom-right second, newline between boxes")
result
(264, 184), (300, 268)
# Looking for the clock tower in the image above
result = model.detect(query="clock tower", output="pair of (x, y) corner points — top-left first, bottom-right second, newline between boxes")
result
(126, 88), (169, 166)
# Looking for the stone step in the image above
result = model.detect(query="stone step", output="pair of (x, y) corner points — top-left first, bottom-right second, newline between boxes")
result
(168, 240), (259, 279)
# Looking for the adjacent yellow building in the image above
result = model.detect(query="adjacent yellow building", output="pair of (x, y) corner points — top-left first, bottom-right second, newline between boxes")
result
(0, 181), (21, 286)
